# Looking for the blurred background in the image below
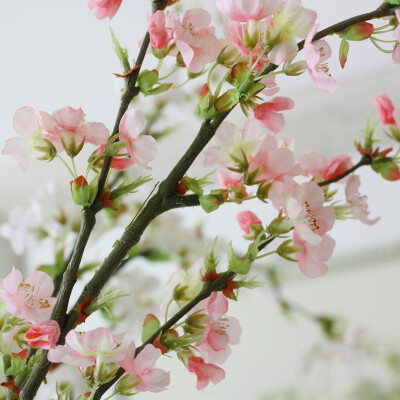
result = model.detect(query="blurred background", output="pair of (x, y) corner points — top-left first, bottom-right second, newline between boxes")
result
(1, 0), (400, 399)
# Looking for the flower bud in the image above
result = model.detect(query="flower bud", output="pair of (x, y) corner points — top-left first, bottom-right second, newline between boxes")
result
(217, 44), (239, 67)
(70, 176), (96, 207)
(197, 84), (217, 120)
(33, 137), (57, 161)
(267, 217), (294, 236)
(387, 125), (400, 142)
(214, 89), (240, 113)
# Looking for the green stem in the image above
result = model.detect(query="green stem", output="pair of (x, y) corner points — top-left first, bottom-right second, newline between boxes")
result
(56, 154), (76, 178)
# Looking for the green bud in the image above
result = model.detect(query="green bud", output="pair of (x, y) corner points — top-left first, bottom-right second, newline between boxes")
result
(266, 217), (294, 236)
(70, 176), (96, 207)
(283, 60), (307, 76)
(217, 44), (239, 67)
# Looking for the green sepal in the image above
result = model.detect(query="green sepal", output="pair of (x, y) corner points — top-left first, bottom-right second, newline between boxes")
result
(214, 89), (241, 112)
(227, 242), (251, 274)
(199, 194), (222, 213)
(339, 38), (349, 69)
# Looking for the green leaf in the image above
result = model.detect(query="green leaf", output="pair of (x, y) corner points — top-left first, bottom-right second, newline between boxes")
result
(199, 194), (221, 213)
(110, 176), (152, 200)
(185, 177), (204, 196)
(385, 0), (400, 5)
(143, 249), (170, 262)
(110, 27), (130, 73)
(138, 69), (159, 94)
(141, 314), (161, 343)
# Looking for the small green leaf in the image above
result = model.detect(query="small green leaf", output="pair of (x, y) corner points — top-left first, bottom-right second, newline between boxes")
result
(227, 243), (252, 274)
(110, 176), (152, 200)
(385, 0), (400, 5)
(110, 27), (130, 73)
(141, 314), (161, 343)
(199, 194), (221, 213)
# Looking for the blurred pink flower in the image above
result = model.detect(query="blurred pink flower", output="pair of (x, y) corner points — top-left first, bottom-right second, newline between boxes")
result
(304, 24), (337, 93)
(2, 103), (43, 169)
(345, 175), (380, 225)
(149, 11), (174, 49)
(248, 134), (300, 182)
(269, 178), (335, 243)
(253, 97), (294, 133)
(268, 0), (316, 65)
(42, 106), (109, 150)
(216, 0), (285, 22)
(173, 9), (223, 73)
(293, 230), (335, 278)
(236, 211), (262, 235)
(373, 94), (396, 125)
(196, 293), (241, 364)
(119, 343), (170, 392)
(25, 320), (60, 350)
(88, 0), (122, 20)
(0, 267), (56, 324)
(204, 119), (266, 168)
(119, 108), (157, 170)
(48, 327), (134, 368)
(187, 356), (225, 390)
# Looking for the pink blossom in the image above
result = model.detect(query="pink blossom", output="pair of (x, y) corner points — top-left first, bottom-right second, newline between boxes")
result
(236, 211), (262, 235)
(25, 320), (60, 350)
(302, 152), (352, 182)
(119, 343), (170, 392)
(119, 108), (157, 170)
(268, 0), (317, 65)
(149, 11), (174, 49)
(253, 97), (294, 133)
(196, 293), (241, 364)
(304, 24), (337, 93)
(48, 328), (134, 368)
(269, 178), (335, 243)
(88, 0), (122, 20)
(218, 170), (244, 190)
(2, 104), (44, 169)
(373, 94), (396, 125)
(187, 356), (225, 390)
(204, 119), (266, 168)
(0, 267), (56, 324)
(42, 106), (109, 150)
(293, 230), (335, 278)
(248, 134), (300, 182)
(345, 175), (380, 225)
(173, 9), (223, 73)
(216, 0), (284, 22)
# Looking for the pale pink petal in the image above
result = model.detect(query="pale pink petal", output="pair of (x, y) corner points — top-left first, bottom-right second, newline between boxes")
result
(268, 39), (299, 65)
(130, 135), (157, 169)
(206, 293), (228, 322)
(119, 108), (146, 139)
(84, 327), (116, 354)
(13, 106), (40, 137)
(52, 107), (85, 130)
(76, 122), (109, 146)
(373, 94), (396, 125)
(135, 368), (170, 392)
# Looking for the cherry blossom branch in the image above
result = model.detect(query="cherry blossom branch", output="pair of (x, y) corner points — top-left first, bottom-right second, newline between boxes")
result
(261, 2), (397, 75)
(94, 237), (277, 399)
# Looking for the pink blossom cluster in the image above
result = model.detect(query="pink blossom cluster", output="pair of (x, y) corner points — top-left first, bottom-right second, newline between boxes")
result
(203, 116), (380, 278)
(48, 327), (170, 392)
(2, 105), (157, 172)
(0, 267), (60, 350)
